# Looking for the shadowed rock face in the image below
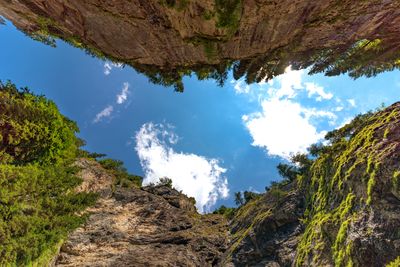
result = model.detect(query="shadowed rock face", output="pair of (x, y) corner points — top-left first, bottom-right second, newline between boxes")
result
(1, 1), (400, 90)
(226, 183), (306, 267)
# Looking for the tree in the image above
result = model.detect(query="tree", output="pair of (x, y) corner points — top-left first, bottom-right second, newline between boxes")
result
(98, 158), (142, 188)
(213, 205), (236, 219)
(0, 81), (78, 165)
(243, 191), (261, 203)
(234, 191), (244, 206)
(158, 177), (173, 188)
(277, 163), (299, 182)
(0, 82), (97, 265)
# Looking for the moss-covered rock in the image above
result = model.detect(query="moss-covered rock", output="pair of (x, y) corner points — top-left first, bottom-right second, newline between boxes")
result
(223, 103), (400, 267)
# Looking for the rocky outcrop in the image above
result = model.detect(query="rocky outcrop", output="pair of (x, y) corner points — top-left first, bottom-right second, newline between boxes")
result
(226, 183), (305, 266)
(54, 159), (229, 267)
(293, 103), (400, 267)
(1, 0), (400, 71)
(225, 103), (400, 267)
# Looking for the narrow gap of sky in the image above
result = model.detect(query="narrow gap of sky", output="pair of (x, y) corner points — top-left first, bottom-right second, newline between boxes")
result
(1, 20), (400, 211)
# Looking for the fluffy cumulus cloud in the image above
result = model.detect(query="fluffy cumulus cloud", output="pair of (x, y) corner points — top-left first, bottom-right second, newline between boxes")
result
(304, 82), (333, 101)
(103, 62), (123, 75)
(135, 123), (229, 213)
(244, 99), (329, 159)
(93, 105), (113, 123)
(239, 66), (341, 159)
(116, 82), (130, 104)
(274, 67), (304, 99)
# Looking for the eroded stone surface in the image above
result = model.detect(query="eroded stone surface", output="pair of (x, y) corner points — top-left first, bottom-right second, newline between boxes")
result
(1, 0), (400, 69)
(54, 159), (229, 267)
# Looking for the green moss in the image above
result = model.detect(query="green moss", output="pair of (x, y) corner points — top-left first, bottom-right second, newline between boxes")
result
(296, 193), (355, 266)
(202, 10), (215, 20)
(214, 0), (242, 34)
(386, 256), (400, 267)
(162, 0), (190, 11)
(296, 107), (400, 266)
(366, 170), (376, 205)
(393, 171), (400, 191)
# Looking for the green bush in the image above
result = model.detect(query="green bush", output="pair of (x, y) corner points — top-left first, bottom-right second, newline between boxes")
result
(0, 81), (79, 165)
(98, 158), (142, 188)
(213, 205), (236, 219)
(0, 82), (97, 265)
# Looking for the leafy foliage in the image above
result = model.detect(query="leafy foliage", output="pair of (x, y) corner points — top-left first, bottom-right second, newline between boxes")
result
(234, 191), (244, 206)
(0, 165), (97, 265)
(214, 0), (242, 34)
(157, 177), (173, 188)
(98, 158), (142, 188)
(234, 191), (261, 207)
(213, 205), (236, 219)
(0, 81), (78, 165)
(0, 81), (97, 265)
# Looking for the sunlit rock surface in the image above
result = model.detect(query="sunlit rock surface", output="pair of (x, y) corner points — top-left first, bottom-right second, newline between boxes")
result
(1, 1), (400, 91)
(54, 159), (229, 267)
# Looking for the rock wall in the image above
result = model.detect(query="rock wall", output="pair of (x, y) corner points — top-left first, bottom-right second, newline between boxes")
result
(55, 159), (229, 267)
(1, 0), (400, 68)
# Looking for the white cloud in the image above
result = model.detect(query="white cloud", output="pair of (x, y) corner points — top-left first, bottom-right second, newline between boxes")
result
(103, 63), (112, 75)
(135, 123), (229, 213)
(116, 82), (130, 104)
(274, 66), (304, 99)
(103, 62), (123, 75)
(304, 82), (333, 101)
(237, 66), (334, 103)
(232, 79), (251, 94)
(243, 98), (327, 159)
(93, 105), (114, 123)
(235, 65), (341, 159)
(348, 99), (356, 107)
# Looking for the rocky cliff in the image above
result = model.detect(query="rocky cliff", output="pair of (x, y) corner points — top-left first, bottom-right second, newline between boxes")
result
(225, 103), (400, 266)
(1, 0), (400, 67)
(54, 158), (230, 267)
(53, 103), (400, 266)
(1, 1), (400, 90)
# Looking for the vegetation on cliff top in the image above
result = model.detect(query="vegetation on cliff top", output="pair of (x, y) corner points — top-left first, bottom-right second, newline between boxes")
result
(0, 81), (139, 265)
(0, 81), (97, 265)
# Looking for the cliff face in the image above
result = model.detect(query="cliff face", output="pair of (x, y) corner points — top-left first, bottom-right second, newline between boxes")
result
(54, 158), (229, 267)
(226, 183), (305, 266)
(1, 0), (400, 71)
(0, 0), (400, 67)
(226, 103), (400, 267)
(55, 101), (400, 266)
(294, 103), (400, 267)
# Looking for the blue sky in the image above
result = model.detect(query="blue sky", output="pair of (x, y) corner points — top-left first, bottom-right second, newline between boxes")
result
(1, 20), (400, 212)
